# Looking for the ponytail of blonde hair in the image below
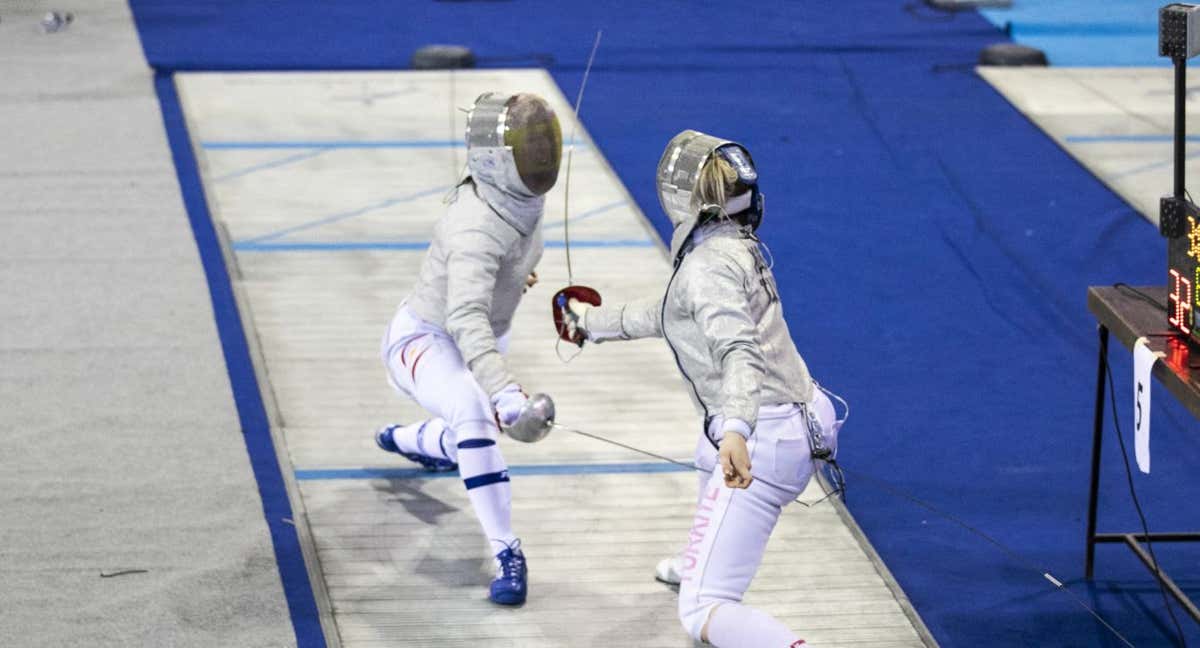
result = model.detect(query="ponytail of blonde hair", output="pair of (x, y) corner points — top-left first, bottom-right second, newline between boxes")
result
(696, 155), (739, 213)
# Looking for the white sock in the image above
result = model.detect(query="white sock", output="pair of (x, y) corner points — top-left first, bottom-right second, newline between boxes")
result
(454, 420), (517, 555)
(391, 418), (456, 462)
(705, 603), (806, 648)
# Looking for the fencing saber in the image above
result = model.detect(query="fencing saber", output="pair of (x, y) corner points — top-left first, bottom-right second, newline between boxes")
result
(551, 31), (606, 362)
(501, 395), (1134, 646)
(501, 393), (844, 506)
(562, 29), (603, 286)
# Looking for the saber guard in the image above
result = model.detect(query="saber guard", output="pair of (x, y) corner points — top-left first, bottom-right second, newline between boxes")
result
(552, 286), (602, 346)
(503, 393), (556, 443)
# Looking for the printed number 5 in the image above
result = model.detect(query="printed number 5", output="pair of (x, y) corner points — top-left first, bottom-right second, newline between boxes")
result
(1136, 382), (1144, 431)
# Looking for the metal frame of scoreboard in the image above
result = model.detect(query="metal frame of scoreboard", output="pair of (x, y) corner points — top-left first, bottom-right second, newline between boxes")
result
(1161, 4), (1200, 337)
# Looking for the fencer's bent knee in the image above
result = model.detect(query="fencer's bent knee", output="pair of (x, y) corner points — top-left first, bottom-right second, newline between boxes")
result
(680, 592), (731, 641)
(437, 371), (497, 435)
(452, 417), (497, 443)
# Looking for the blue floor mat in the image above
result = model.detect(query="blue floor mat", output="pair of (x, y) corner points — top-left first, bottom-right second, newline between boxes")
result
(131, 2), (1200, 645)
(980, 0), (1167, 67)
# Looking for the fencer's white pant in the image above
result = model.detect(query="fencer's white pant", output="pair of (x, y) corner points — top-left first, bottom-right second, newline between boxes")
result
(678, 391), (838, 648)
(380, 305), (516, 552)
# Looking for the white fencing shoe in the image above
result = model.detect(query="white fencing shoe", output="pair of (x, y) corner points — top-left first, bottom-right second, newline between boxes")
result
(654, 554), (684, 586)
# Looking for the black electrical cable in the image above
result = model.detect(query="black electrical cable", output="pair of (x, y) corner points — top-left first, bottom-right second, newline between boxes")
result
(474, 53), (556, 67)
(556, 424), (844, 507)
(1110, 280), (1190, 643)
(930, 62), (978, 74)
(1105, 358), (1189, 647)
(835, 465), (1136, 647)
(560, 424), (1135, 646)
(904, 1), (958, 22)
(1115, 282), (1168, 313)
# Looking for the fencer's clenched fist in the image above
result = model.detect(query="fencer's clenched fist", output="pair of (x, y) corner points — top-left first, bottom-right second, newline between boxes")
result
(552, 286), (603, 347)
(564, 298), (591, 341)
(718, 432), (753, 489)
(491, 383), (528, 427)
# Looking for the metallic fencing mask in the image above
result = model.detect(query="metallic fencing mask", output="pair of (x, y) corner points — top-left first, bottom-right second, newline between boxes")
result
(466, 92), (563, 196)
(656, 129), (763, 246)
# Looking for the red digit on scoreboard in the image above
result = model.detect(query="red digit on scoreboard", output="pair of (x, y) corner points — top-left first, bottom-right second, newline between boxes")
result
(1169, 268), (1192, 334)
(1187, 273), (1195, 334)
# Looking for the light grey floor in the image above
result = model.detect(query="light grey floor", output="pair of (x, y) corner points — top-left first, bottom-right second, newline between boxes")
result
(0, 3), (295, 646)
(980, 66), (1199, 226)
(179, 69), (932, 647)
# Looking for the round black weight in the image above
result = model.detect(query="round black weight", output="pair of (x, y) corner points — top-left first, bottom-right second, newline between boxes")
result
(411, 45), (476, 70)
(978, 43), (1048, 66)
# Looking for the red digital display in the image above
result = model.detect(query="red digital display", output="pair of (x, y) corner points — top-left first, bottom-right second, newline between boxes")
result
(1167, 215), (1200, 338)
(1169, 268), (1192, 334)
(1164, 335), (1192, 376)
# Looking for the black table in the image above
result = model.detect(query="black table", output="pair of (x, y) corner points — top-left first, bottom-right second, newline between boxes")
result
(1086, 285), (1200, 623)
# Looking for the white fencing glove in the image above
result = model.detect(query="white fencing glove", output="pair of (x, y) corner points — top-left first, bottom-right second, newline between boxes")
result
(491, 383), (528, 427)
(565, 298), (592, 342)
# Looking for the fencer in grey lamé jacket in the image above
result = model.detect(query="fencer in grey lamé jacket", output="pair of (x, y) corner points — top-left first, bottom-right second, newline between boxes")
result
(583, 219), (813, 439)
(405, 182), (543, 396)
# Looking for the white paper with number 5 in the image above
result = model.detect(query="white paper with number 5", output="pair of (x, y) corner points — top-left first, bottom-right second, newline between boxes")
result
(1133, 337), (1161, 474)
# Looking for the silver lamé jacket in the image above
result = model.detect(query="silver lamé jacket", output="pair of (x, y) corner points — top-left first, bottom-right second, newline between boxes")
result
(405, 182), (543, 396)
(584, 219), (813, 435)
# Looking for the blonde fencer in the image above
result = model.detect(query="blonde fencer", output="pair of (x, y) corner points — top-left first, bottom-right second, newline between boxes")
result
(558, 130), (843, 647)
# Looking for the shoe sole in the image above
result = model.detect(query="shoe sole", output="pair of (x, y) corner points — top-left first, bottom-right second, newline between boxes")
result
(375, 428), (398, 453)
(377, 429), (458, 472)
(654, 574), (681, 590)
(489, 591), (527, 606)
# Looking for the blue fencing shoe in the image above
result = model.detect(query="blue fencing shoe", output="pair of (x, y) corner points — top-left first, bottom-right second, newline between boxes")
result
(489, 540), (527, 606)
(374, 424), (457, 472)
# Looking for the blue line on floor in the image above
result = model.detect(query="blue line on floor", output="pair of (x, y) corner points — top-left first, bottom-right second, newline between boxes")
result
(1066, 134), (1200, 144)
(1002, 22), (1155, 37)
(235, 193), (639, 250)
(233, 239), (655, 252)
(238, 186), (451, 245)
(214, 149), (328, 183)
(543, 200), (627, 230)
(152, 71), (326, 648)
(205, 139), (463, 149)
(235, 241), (429, 251)
(202, 138), (588, 150)
(1110, 151), (1200, 180)
(295, 461), (695, 481)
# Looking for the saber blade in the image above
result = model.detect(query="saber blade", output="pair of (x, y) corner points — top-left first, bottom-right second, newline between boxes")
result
(563, 29), (603, 285)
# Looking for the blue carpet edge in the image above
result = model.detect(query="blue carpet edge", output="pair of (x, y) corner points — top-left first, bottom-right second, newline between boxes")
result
(151, 70), (327, 648)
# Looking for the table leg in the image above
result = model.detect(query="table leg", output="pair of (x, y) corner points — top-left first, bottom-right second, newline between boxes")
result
(1085, 324), (1109, 579)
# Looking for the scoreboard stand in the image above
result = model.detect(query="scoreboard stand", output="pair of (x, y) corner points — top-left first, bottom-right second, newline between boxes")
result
(1082, 4), (1200, 631)
(1163, 4), (1200, 335)
(1085, 287), (1200, 626)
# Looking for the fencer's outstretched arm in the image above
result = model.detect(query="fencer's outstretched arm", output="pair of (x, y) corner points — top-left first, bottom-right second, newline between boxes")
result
(582, 296), (664, 342)
(687, 249), (765, 436)
(444, 229), (517, 396)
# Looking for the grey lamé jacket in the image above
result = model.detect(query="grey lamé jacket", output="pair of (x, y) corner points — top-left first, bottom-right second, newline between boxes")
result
(584, 220), (813, 434)
(405, 182), (543, 396)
